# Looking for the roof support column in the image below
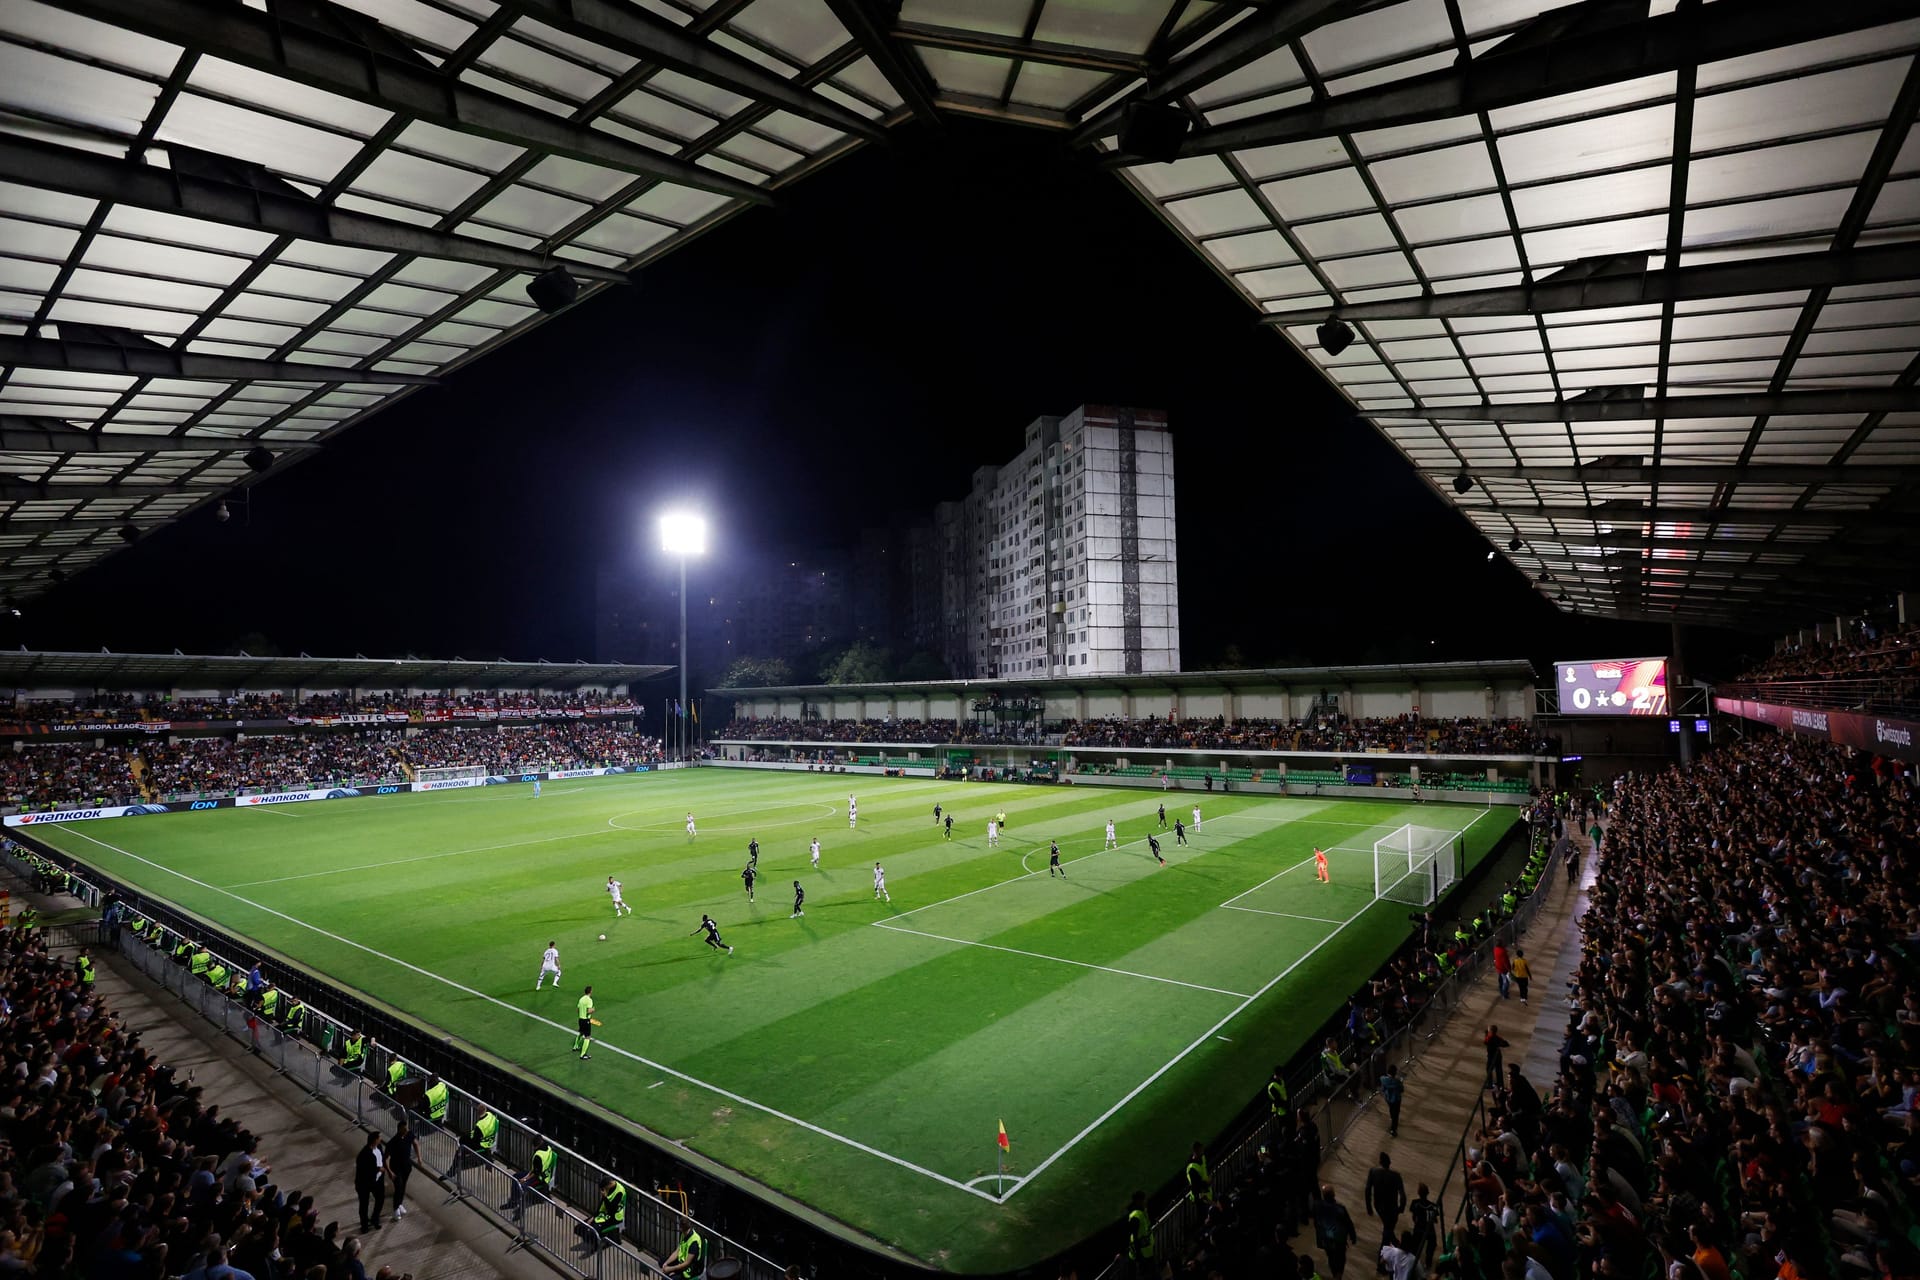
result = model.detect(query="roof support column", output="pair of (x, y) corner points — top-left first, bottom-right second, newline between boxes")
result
(1672, 622), (1692, 766)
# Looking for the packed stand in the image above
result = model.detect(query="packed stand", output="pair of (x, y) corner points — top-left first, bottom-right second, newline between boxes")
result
(720, 715), (1546, 754)
(1734, 623), (1920, 709)
(0, 743), (137, 809)
(143, 734), (407, 798)
(2, 689), (640, 727)
(1433, 735), (1920, 1280)
(718, 717), (958, 744)
(0, 917), (365, 1280)
(404, 723), (662, 773)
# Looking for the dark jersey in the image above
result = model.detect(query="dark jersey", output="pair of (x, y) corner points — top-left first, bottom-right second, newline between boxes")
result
(747, 840), (759, 864)
(794, 885), (805, 906)
(1149, 835), (1162, 856)
(1049, 843), (1060, 862)
(742, 866), (755, 887)
(700, 918), (721, 941)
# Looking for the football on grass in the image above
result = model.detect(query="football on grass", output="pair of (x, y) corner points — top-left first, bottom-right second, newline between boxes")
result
(598, 933), (607, 941)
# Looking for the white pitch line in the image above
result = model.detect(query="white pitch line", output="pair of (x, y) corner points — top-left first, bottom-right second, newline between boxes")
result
(872, 921), (1251, 999)
(57, 826), (1002, 1204)
(1221, 905), (1349, 924)
(995, 896), (1375, 1200)
(1218, 853), (1319, 909)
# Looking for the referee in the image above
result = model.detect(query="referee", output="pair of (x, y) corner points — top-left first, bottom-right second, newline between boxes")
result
(573, 985), (595, 1060)
(1049, 840), (1066, 878)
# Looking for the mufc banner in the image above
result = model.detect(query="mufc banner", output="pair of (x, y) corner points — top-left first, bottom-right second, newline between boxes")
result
(1715, 697), (1920, 763)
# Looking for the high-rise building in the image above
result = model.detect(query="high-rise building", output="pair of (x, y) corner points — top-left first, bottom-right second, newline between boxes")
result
(935, 405), (1178, 678)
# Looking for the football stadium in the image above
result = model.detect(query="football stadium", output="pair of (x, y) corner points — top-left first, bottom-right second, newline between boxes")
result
(3, 2), (1920, 1280)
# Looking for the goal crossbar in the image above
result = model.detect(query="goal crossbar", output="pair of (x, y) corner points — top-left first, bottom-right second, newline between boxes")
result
(1373, 824), (1461, 907)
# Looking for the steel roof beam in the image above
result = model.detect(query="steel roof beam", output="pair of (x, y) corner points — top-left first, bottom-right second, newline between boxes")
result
(1071, 0), (1394, 144)
(42, 0), (772, 206)
(1144, 0), (1915, 159)
(0, 136), (631, 285)
(501, 0), (883, 142)
(1262, 242), (1920, 325)
(893, 22), (1147, 75)
(1472, 503), (1920, 529)
(1398, 386), (1920, 423)
(0, 335), (437, 386)
(819, 0), (941, 124)
(0, 479), (222, 502)
(0, 417), (319, 455)
(1466, 463), (1920, 485)
(0, 516), (156, 534)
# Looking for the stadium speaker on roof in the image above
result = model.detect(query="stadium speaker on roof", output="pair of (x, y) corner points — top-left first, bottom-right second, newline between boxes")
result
(1453, 473), (1473, 495)
(244, 445), (273, 473)
(1316, 316), (1355, 356)
(526, 266), (580, 314)
(1119, 101), (1191, 163)
(1508, 536), (1522, 552)
(118, 524), (138, 543)
(1538, 571), (1555, 583)
(48, 568), (66, 585)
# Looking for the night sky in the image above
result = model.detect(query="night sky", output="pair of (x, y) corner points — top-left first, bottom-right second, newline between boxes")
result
(12, 120), (1746, 679)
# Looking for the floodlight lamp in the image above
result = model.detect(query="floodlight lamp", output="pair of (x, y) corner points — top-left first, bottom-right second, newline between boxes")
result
(659, 511), (708, 556)
(1486, 549), (1496, 561)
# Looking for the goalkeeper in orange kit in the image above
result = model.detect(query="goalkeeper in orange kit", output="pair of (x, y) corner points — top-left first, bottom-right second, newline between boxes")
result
(1315, 848), (1330, 883)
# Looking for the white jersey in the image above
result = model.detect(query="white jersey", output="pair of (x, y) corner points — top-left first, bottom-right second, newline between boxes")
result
(809, 839), (821, 865)
(1192, 807), (1202, 829)
(686, 815), (697, 835)
(540, 946), (561, 973)
(873, 866), (886, 889)
(1105, 821), (1116, 842)
(608, 879), (625, 903)
(987, 821), (998, 843)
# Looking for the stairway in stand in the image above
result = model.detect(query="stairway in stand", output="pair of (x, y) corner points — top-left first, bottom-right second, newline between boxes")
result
(128, 750), (152, 801)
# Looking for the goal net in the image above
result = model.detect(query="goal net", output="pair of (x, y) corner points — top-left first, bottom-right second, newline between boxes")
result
(416, 765), (487, 783)
(1373, 825), (1461, 907)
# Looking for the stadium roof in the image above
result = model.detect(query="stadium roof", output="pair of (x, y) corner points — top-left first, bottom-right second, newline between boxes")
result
(711, 657), (1538, 700)
(0, 647), (669, 689)
(2, 0), (1917, 629)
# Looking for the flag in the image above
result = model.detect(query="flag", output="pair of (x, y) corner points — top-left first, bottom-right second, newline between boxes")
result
(997, 1120), (1010, 1152)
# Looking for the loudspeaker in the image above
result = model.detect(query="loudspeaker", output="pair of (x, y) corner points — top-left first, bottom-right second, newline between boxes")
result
(1119, 101), (1190, 163)
(244, 445), (274, 473)
(526, 266), (580, 314)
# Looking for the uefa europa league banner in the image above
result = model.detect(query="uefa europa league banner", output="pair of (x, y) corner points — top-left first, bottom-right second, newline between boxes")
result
(1715, 697), (1920, 762)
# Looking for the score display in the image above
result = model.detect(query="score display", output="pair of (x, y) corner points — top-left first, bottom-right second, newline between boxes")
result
(1555, 657), (1670, 715)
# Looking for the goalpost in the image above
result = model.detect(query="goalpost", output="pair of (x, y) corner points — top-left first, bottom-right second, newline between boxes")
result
(1373, 825), (1461, 907)
(416, 765), (487, 783)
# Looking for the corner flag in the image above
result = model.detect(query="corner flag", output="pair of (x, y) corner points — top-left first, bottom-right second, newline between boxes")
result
(997, 1120), (1010, 1152)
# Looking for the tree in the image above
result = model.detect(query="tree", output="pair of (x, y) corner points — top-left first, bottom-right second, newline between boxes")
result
(719, 656), (794, 688)
(896, 650), (951, 681)
(819, 642), (890, 685)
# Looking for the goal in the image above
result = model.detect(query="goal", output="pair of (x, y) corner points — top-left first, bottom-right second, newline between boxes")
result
(1373, 825), (1461, 907)
(416, 765), (487, 784)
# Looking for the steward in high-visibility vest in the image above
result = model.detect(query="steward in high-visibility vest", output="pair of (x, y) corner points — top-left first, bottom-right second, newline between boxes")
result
(76, 952), (95, 989)
(171, 937), (191, 966)
(260, 987), (281, 1020)
(590, 1178), (626, 1239)
(386, 1058), (408, 1095)
(1125, 1191), (1153, 1262)
(424, 1079), (450, 1124)
(190, 947), (211, 978)
(207, 962), (229, 990)
(1184, 1143), (1211, 1204)
(1267, 1066), (1290, 1119)
(128, 917), (147, 939)
(1320, 1042), (1348, 1080)
(341, 1031), (365, 1072)
(662, 1222), (705, 1278)
(472, 1109), (499, 1157)
(529, 1142), (555, 1191)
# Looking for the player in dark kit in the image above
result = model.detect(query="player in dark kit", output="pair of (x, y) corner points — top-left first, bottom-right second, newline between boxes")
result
(691, 914), (733, 955)
(1174, 817), (1188, 845)
(1157, 802), (1168, 828)
(1148, 833), (1167, 865)
(1049, 840), (1065, 878)
(943, 814), (954, 841)
(741, 864), (756, 901)
(933, 803), (942, 824)
(747, 838), (759, 869)
(791, 881), (805, 918)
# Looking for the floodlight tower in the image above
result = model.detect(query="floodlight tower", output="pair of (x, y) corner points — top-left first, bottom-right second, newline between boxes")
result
(659, 511), (707, 761)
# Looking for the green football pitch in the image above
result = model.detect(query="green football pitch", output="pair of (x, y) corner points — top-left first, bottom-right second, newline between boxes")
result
(31, 769), (1515, 1271)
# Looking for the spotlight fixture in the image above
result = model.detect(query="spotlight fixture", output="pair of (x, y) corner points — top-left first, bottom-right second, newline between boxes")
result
(525, 265), (581, 314)
(1316, 316), (1355, 356)
(1453, 473), (1473, 495)
(1485, 549), (1496, 561)
(243, 445), (273, 473)
(1507, 537), (1522, 552)
(118, 524), (138, 544)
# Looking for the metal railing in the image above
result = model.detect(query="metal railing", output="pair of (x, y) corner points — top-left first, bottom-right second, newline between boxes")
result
(1091, 828), (1560, 1280)
(3, 850), (784, 1280)
(1716, 676), (1920, 719)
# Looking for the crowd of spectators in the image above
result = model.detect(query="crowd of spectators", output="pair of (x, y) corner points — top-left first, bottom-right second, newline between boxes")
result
(1429, 734), (1920, 1280)
(144, 735), (407, 799)
(403, 723), (661, 774)
(719, 715), (1546, 755)
(1735, 622), (1920, 692)
(1, 690), (638, 727)
(0, 744), (139, 809)
(0, 919), (385, 1280)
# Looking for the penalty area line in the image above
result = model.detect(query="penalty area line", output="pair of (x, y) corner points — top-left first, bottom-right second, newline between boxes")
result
(1220, 905), (1348, 924)
(57, 826), (1001, 1204)
(872, 921), (1251, 999)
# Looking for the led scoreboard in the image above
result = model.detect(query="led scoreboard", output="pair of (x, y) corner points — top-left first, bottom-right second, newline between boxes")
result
(1555, 657), (1670, 715)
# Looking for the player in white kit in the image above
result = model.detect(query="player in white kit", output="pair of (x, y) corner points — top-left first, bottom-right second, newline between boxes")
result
(848, 796), (857, 829)
(607, 876), (633, 917)
(1105, 819), (1118, 850)
(1192, 805), (1203, 832)
(536, 941), (561, 989)
(986, 819), (999, 847)
(873, 862), (889, 902)
(686, 812), (697, 840)
(809, 837), (821, 869)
